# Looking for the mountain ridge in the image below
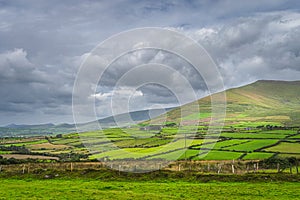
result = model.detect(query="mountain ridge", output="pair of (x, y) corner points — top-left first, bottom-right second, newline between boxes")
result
(149, 80), (300, 127)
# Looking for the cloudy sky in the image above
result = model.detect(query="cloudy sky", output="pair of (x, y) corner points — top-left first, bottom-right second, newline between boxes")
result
(0, 0), (300, 125)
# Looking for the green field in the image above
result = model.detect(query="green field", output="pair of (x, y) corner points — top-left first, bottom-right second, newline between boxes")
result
(242, 152), (274, 160)
(1, 127), (299, 161)
(223, 140), (278, 152)
(149, 149), (200, 160)
(0, 178), (299, 200)
(218, 133), (287, 139)
(0, 150), (12, 154)
(198, 139), (247, 149)
(264, 142), (300, 153)
(193, 150), (244, 160)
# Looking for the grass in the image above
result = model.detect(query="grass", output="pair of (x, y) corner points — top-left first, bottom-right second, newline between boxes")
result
(0, 177), (300, 199)
(228, 121), (283, 128)
(51, 138), (80, 145)
(218, 133), (286, 139)
(0, 150), (12, 154)
(198, 139), (247, 149)
(0, 126), (296, 162)
(90, 139), (202, 160)
(3, 139), (48, 147)
(223, 140), (279, 152)
(264, 142), (300, 153)
(1, 131), (291, 162)
(278, 153), (300, 158)
(148, 149), (200, 160)
(260, 130), (297, 135)
(289, 134), (300, 139)
(243, 152), (274, 160)
(193, 151), (243, 160)
(182, 112), (211, 120)
(112, 138), (171, 148)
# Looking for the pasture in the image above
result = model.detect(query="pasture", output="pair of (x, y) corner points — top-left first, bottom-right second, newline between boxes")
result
(0, 125), (299, 162)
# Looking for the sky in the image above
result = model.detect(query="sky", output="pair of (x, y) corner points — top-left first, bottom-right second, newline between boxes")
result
(0, 0), (300, 125)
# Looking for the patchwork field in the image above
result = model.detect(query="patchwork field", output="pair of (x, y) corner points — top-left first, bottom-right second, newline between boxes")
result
(264, 142), (300, 154)
(1, 126), (299, 162)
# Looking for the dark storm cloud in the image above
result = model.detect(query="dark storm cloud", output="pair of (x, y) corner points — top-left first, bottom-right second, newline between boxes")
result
(0, 48), (74, 124)
(0, 0), (299, 124)
(185, 11), (300, 87)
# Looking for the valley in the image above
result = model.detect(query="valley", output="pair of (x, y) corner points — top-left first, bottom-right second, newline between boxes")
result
(1, 80), (299, 163)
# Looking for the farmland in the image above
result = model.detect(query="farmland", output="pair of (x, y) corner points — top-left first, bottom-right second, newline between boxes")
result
(1, 126), (299, 162)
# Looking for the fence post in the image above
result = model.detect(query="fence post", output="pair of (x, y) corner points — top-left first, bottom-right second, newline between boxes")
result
(118, 165), (121, 175)
(277, 163), (280, 173)
(134, 165), (137, 172)
(231, 160), (235, 174)
(217, 164), (222, 174)
(70, 162), (73, 172)
(22, 165), (25, 174)
(0, 165), (2, 172)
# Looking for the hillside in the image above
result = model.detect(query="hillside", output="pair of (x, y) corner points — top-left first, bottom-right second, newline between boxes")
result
(150, 80), (300, 127)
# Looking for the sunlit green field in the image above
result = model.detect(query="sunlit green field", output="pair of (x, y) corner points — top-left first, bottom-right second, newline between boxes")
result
(0, 178), (299, 200)
(1, 126), (300, 161)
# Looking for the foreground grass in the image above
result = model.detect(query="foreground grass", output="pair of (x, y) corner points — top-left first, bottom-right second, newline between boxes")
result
(0, 169), (300, 200)
(0, 178), (299, 200)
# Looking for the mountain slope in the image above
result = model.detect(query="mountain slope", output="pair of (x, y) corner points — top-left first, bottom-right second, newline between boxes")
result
(150, 80), (300, 127)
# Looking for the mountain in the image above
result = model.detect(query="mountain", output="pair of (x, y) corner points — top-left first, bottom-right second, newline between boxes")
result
(150, 80), (300, 127)
(5, 123), (55, 129)
(0, 108), (175, 136)
(76, 107), (175, 131)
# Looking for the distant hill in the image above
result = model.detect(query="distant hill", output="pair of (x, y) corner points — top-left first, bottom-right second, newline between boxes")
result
(5, 123), (55, 129)
(0, 108), (175, 136)
(77, 107), (175, 131)
(150, 80), (300, 127)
